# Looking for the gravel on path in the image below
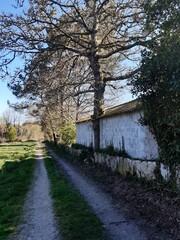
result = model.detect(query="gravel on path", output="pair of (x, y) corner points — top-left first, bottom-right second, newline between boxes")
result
(48, 149), (164, 240)
(10, 148), (60, 240)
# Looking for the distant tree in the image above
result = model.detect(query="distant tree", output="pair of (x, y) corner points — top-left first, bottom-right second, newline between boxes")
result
(0, 118), (6, 142)
(6, 126), (17, 142)
(2, 109), (21, 132)
(21, 122), (44, 141)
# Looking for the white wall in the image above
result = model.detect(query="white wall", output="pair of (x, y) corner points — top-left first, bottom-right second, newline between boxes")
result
(100, 111), (158, 160)
(76, 120), (94, 147)
(76, 110), (159, 160)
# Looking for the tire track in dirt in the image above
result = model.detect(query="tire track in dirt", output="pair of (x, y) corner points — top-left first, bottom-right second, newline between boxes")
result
(48, 149), (172, 240)
(48, 149), (148, 240)
(11, 148), (60, 240)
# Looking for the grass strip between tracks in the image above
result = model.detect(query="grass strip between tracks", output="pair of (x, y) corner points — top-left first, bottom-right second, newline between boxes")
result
(45, 152), (108, 240)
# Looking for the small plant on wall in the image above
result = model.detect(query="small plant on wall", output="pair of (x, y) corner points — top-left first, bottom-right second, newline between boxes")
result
(98, 139), (130, 158)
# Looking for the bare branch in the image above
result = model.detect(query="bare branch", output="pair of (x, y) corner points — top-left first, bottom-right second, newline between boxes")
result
(105, 68), (141, 82)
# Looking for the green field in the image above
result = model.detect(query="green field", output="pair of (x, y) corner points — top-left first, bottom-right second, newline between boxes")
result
(0, 142), (36, 240)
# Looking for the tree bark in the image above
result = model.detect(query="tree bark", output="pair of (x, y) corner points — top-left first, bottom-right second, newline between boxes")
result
(53, 132), (57, 146)
(90, 56), (105, 150)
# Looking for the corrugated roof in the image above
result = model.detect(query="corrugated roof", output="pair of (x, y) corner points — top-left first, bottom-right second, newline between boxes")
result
(76, 99), (141, 123)
(102, 99), (141, 118)
(76, 116), (92, 123)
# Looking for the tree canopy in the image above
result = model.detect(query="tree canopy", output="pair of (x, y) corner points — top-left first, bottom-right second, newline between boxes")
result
(0, 0), (154, 149)
(131, 0), (180, 183)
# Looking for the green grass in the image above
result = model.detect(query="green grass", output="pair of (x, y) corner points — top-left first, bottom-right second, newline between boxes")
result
(0, 142), (36, 240)
(45, 154), (108, 240)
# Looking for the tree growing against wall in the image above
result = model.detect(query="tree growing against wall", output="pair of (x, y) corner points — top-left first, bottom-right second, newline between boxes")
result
(131, 0), (180, 185)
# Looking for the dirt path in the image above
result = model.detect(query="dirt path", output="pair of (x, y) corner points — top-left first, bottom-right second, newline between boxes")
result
(48, 149), (172, 240)
(11, 148), (60, 240)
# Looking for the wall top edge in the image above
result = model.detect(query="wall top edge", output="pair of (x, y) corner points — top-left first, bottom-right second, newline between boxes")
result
(76, 99), (141, 124)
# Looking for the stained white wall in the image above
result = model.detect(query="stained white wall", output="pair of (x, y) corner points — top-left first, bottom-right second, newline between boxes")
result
(76, 111), (159, 160)
(76, 120), (94, 147)
(100, 112), (158, 160)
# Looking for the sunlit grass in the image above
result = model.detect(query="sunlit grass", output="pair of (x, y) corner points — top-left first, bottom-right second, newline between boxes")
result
(45, 151), (108, 240)
(0, 142), (36, 240)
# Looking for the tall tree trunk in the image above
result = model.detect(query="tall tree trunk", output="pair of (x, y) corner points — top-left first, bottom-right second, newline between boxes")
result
(89, 8), (105, 150)
(60, 89), (64, 125)
(76, 98), (80, 121)
(93, 80), (105, 150)
(53, 132), (57, 146)
(90, 56), (105, 150)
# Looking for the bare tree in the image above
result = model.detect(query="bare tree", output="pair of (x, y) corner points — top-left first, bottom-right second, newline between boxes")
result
(2, 109), (21, 131)
(10, 49), (94, 144)
(0, 0), (154, 149)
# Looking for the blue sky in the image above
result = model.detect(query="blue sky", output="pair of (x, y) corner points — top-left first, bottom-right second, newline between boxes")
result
(0, 81), (18, 114)
(0, 0), (15, 12)
(0, 1), (23, 116)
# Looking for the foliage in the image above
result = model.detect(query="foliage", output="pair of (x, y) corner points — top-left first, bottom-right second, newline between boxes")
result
(60, 123), (76, 146)
(131, 34), (180, 171)
(6, 126), (17, 142)
(0, 119), (43, 143)
(45, 141), (70, 160)
(45, 155), (107, 240)
(71, 143), (94, 152)
(20, 122), (44, 141)
(72, 142), (130, 158)
(97, 142), (130, 158)
(143, 0), (180, 34)
(0, 142), (36, 239)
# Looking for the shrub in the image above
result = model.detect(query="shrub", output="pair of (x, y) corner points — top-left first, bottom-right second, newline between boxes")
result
(60, 122), (76, 145)
(6, 126), (17, 142)
(131, 34), (180, 186)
